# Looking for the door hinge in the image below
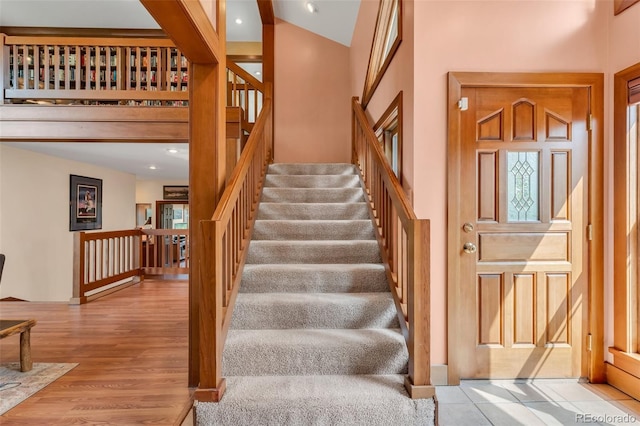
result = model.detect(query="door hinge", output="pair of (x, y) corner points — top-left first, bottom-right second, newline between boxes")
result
(587, 224), (593, 241)
(586, 334), (592, 352)
(458, 97), (469, 111)
(587, 114), (593, 131)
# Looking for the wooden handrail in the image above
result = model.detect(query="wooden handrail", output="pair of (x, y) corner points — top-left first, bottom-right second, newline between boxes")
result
(351, 97), (434, 399)
(196, 85), (273, 403)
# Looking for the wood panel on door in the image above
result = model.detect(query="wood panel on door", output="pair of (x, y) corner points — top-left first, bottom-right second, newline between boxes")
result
(457, 87), (589, 379)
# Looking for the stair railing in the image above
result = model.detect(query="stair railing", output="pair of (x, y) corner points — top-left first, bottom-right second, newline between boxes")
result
(226, 61), (264, 129)
(351, 97), (434, 399)
(195, 85), (273, 402)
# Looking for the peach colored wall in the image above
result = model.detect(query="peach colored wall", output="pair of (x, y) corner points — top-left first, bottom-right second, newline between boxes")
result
(350, 0), (415, 198)
(604, 2), (640, 362)
(274, 19), (351, 163)
(410, 1), (607, 367)
(351, 0), (608, 367)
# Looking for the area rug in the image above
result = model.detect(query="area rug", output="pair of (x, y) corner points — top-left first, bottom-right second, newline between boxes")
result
(0, 362), (78, 415)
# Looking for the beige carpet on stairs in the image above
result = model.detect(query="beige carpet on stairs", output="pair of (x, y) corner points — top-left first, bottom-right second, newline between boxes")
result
(195, 163), (435, 426)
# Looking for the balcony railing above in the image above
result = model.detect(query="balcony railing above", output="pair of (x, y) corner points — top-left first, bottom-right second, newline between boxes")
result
(2, 35), (189, 106)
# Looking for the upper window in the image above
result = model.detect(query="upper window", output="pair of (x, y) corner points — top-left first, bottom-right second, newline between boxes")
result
(362, 0), (402, 108)
(374, 92), (403, 182)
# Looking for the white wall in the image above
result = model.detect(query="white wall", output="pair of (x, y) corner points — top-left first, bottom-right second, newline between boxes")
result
(0, 145), (136, 302)
(135, 179), (188, 228)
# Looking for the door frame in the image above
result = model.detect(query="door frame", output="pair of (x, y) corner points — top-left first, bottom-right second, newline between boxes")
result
(446, 72), (605, 385)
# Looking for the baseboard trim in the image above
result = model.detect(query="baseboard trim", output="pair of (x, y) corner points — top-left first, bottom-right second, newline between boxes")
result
(606, 362), (640, 401)
(431, 364), (448, 385)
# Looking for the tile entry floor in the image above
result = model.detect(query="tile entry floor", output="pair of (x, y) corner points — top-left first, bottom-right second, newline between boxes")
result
(436, 380), (640, 425)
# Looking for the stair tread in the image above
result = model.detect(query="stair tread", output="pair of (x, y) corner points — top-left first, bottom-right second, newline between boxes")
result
(246, 240), (382, 264)
(223, 328), (408, 376)
(232, 292), (400, 329)
(195, 375), (435, 426)
(240, 263), (389, 293)
(253, 219), (376, 241)
(267, 163), (357, 175)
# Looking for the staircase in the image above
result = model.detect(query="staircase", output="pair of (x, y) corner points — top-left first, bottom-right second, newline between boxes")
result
(195, 163), (435, 425)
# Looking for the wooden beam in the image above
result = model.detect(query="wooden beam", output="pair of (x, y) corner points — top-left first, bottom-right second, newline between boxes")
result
(0, 105), (188, 141)
(0, 26), (168, 38)
(140, 0), (220, 64)
(257, 0), (275, 25)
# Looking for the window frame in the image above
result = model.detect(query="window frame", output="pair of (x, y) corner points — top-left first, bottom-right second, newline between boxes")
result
(373, 91), (403, 183)
(361, 0), (402, 109)
(612, 62), (640, 377)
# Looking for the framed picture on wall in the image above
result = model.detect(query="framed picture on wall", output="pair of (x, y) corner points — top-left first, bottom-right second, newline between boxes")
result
(70, 174), (103, 231)
(163, 185), (189, 201)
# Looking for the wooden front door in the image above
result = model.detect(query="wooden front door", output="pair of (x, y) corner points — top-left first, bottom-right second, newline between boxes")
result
(455, 86), (590, 379)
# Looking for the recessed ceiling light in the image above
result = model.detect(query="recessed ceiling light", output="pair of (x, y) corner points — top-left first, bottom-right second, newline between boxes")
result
(256, 71), (261, 76)
(149, 165), (157, 170)
(167, 148), (179, 154)
(306, 1), (317, 13)
(235, 18), (242, 24)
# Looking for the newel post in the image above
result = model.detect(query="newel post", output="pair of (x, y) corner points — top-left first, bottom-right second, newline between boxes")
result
(69, 232), (86, 305)
(405, 219), (435, 399)
(194, 219), (226, 402)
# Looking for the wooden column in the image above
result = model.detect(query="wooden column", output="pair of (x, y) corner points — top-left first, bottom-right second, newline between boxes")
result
(258, 0), (275, 154)
(140, 0), (226, 389)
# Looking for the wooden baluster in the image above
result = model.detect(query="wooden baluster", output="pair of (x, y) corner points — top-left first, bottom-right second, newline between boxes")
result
(42, 45), (51, 90)
(33, 45), (40, 91)
(74, 45), (80, 90)
(144, 47), (150, 91)
(116, 47), (122, 91)
(135, 47), (141, 91)
(125, 47), (132, 91)
(11, 45), (18, 90)
(22, 45), (29, 89)
(63, 46), (70, 91)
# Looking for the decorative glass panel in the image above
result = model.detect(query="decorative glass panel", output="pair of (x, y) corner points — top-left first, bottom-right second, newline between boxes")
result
(507, 151), (539, 222)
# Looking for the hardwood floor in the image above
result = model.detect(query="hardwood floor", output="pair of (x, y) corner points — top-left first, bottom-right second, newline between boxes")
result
(0, 279), (192, 425)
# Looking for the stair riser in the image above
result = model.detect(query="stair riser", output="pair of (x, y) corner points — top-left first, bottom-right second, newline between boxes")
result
(222, 330), (408, 376)
(240, 265), (390, 293)
(231, 294), (400, 329)
(257, 203), (370, 220)
(246, 241), (382, 264)
(267, 163), (356, 175)
(261, 188), (365, 203)
(252, 220), (376, 241)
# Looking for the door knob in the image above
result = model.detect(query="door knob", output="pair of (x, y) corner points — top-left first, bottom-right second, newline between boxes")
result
(463, 242), (477, 254)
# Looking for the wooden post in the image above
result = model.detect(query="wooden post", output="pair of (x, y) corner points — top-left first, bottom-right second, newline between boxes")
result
(404, 219), (435, 399)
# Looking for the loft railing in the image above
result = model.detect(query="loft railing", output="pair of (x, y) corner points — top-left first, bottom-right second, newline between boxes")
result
(227, 61), (264, 129)
(1, 35), (189, 106)
(351, 97), (434, 399)
(71, 228), (190, 304)
(1, 34), (264, 113)
(195, 86), (273, 402)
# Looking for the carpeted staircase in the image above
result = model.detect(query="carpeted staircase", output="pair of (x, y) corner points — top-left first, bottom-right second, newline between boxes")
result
(195, 163), (435, 425)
